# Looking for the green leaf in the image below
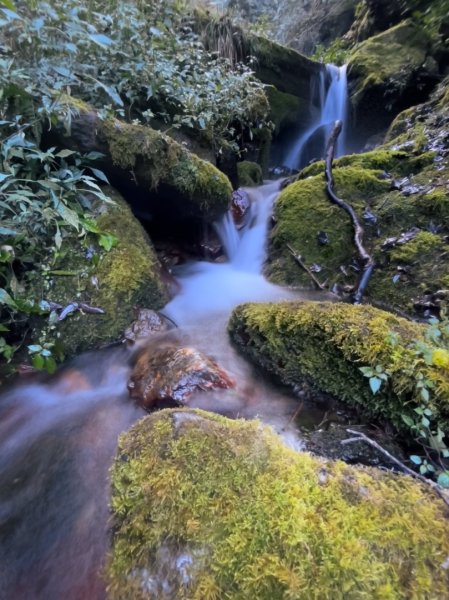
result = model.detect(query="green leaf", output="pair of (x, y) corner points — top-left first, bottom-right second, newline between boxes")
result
(0, 173), (11, 182)
(0, 323), (9, 332)
(88, 167), (109, 183)
(369, 376), (382, 394)
(437, 472), (449, 488)
(0, 226), (17, 236)
(99, 233), (118, 251)
(410, 455), (422, 465)
(0, 0), (16, 11)
(45, 356), (57, 374)
(0, 288), (17, 308)
(56, 149), (76, 158)
(32, 354), (45, 370)
(421, 416), (431, 428)
(420, 387), (430, 402)
(401, 414), (415, 428)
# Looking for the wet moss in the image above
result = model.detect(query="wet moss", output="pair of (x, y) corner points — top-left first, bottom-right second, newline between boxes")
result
(237, 160), (263, 187)
(107, 408), (449, 599)
(265, 166), (390, 287)
(229, 302), (449, 434)
(30, 188), (168, 356)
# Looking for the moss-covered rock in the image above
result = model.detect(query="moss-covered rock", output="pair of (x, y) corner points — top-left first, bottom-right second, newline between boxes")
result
(265, 161), (391, 288)
(107, 408), (449, 599)
(54, 97), (233, 221)
(267, 134), (449, 314)
(347, 21), (439, 139)
(265, 86), (307, 137)
(229, 301), (449, 435)
(29, 187), (168, 356)
(237, 160), (263, 187)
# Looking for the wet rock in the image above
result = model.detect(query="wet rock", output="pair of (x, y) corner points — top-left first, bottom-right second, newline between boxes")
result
(231, 188), (251, 227)
(128, 346), (234, 409)
(268, 165), (298, 178)
(124, 309), (170, 343)
(381, 227), (420, 251)
(108, 409), (449, 599)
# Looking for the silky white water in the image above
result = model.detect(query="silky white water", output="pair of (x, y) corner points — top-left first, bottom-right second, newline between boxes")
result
(284, 63), (349, 169)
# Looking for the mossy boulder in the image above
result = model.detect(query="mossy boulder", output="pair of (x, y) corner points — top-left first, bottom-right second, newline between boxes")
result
(29, 187), (168, 356)
(107, 408), (449, 599)
(251, 35), (322, 105)
(229, 301), (449, 435)
(266, 141), (449, 314)
(347, 21), (439, 140)
(237, 160), (263, 187)
(53, 97), (233, 222)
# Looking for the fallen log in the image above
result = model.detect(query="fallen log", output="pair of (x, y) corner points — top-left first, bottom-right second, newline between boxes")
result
(324, 121), (375, 304)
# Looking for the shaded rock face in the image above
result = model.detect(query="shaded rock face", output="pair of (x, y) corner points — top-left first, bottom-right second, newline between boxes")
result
(128, 346), (234, 409)
(228, 0), (358, 55)
(347, 22), (440, 141)
(107, 409), (449, 599)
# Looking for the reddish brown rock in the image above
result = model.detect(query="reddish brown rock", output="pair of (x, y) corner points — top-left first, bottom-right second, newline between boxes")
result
(128, 346), (235, 409)
(231, 188), (251, 227)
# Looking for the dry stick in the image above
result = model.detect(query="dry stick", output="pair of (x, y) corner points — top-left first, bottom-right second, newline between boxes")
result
(286, 243), (327, 290)
(342, 428), (449, 508)
(324, 121), (375, 304)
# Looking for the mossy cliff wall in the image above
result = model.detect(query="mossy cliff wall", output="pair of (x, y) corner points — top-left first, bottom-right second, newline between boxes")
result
(229, 302), (449, 436)
(107, 408), (449, 599)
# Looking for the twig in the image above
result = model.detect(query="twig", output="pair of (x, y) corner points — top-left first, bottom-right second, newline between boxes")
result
(324, 121), (375, 304)
(286, 243), (327, 290)
(342, 428), (449, 508)
(282, 401), (304, 431)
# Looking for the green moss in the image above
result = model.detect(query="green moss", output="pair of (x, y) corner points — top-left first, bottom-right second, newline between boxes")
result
(30, 188), (168, 356)
(237, 160), (263, 187)
(265, 86), (305, 136)
(389, 231), (443, 262)
(265, 167), (390, 287)
(108, 408), (449, 599)
(101, 119), (232, 217)
(348, 21), (431, 107)
(229, 302), (449, 434)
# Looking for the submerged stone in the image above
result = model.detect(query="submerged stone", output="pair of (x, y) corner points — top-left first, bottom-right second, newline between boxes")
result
(124, 309), (170, 343)
(128, 346), (234, 409)
(107, 409), (449, 599)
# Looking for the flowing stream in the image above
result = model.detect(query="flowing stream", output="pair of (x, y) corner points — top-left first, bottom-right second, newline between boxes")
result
(0, 179), (329, 599)
(284, 63), (348, 170)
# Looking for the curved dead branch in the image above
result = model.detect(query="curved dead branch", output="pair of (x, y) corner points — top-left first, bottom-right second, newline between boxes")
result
(324, 120), (375, 304)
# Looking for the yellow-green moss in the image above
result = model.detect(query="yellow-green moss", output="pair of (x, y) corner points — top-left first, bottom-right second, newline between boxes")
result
(101, 119), (232, 217)
(229, 301), (449, 434)
(237, 160), (263, 187)
(265, 166), (390, 287)
(107, 408), (449, 599)
(30, 188), (168, 356)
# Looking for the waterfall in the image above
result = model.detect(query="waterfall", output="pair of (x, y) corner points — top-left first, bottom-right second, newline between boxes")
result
(284, 64), (349, 170)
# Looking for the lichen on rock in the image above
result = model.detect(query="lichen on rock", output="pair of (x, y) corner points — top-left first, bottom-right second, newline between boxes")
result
(107, 408), (449, 599)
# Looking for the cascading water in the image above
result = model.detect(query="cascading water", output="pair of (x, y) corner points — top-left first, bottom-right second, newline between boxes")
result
(0, 181), (331, 598)
(284, 63), (349, 170)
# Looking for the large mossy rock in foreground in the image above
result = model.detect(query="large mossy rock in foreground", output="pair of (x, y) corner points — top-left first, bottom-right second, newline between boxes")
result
(107, 409), (449, 599)
(229, 302), (449, 436)
(53, 98), (232, 222)
(30, 188), (168, 356)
